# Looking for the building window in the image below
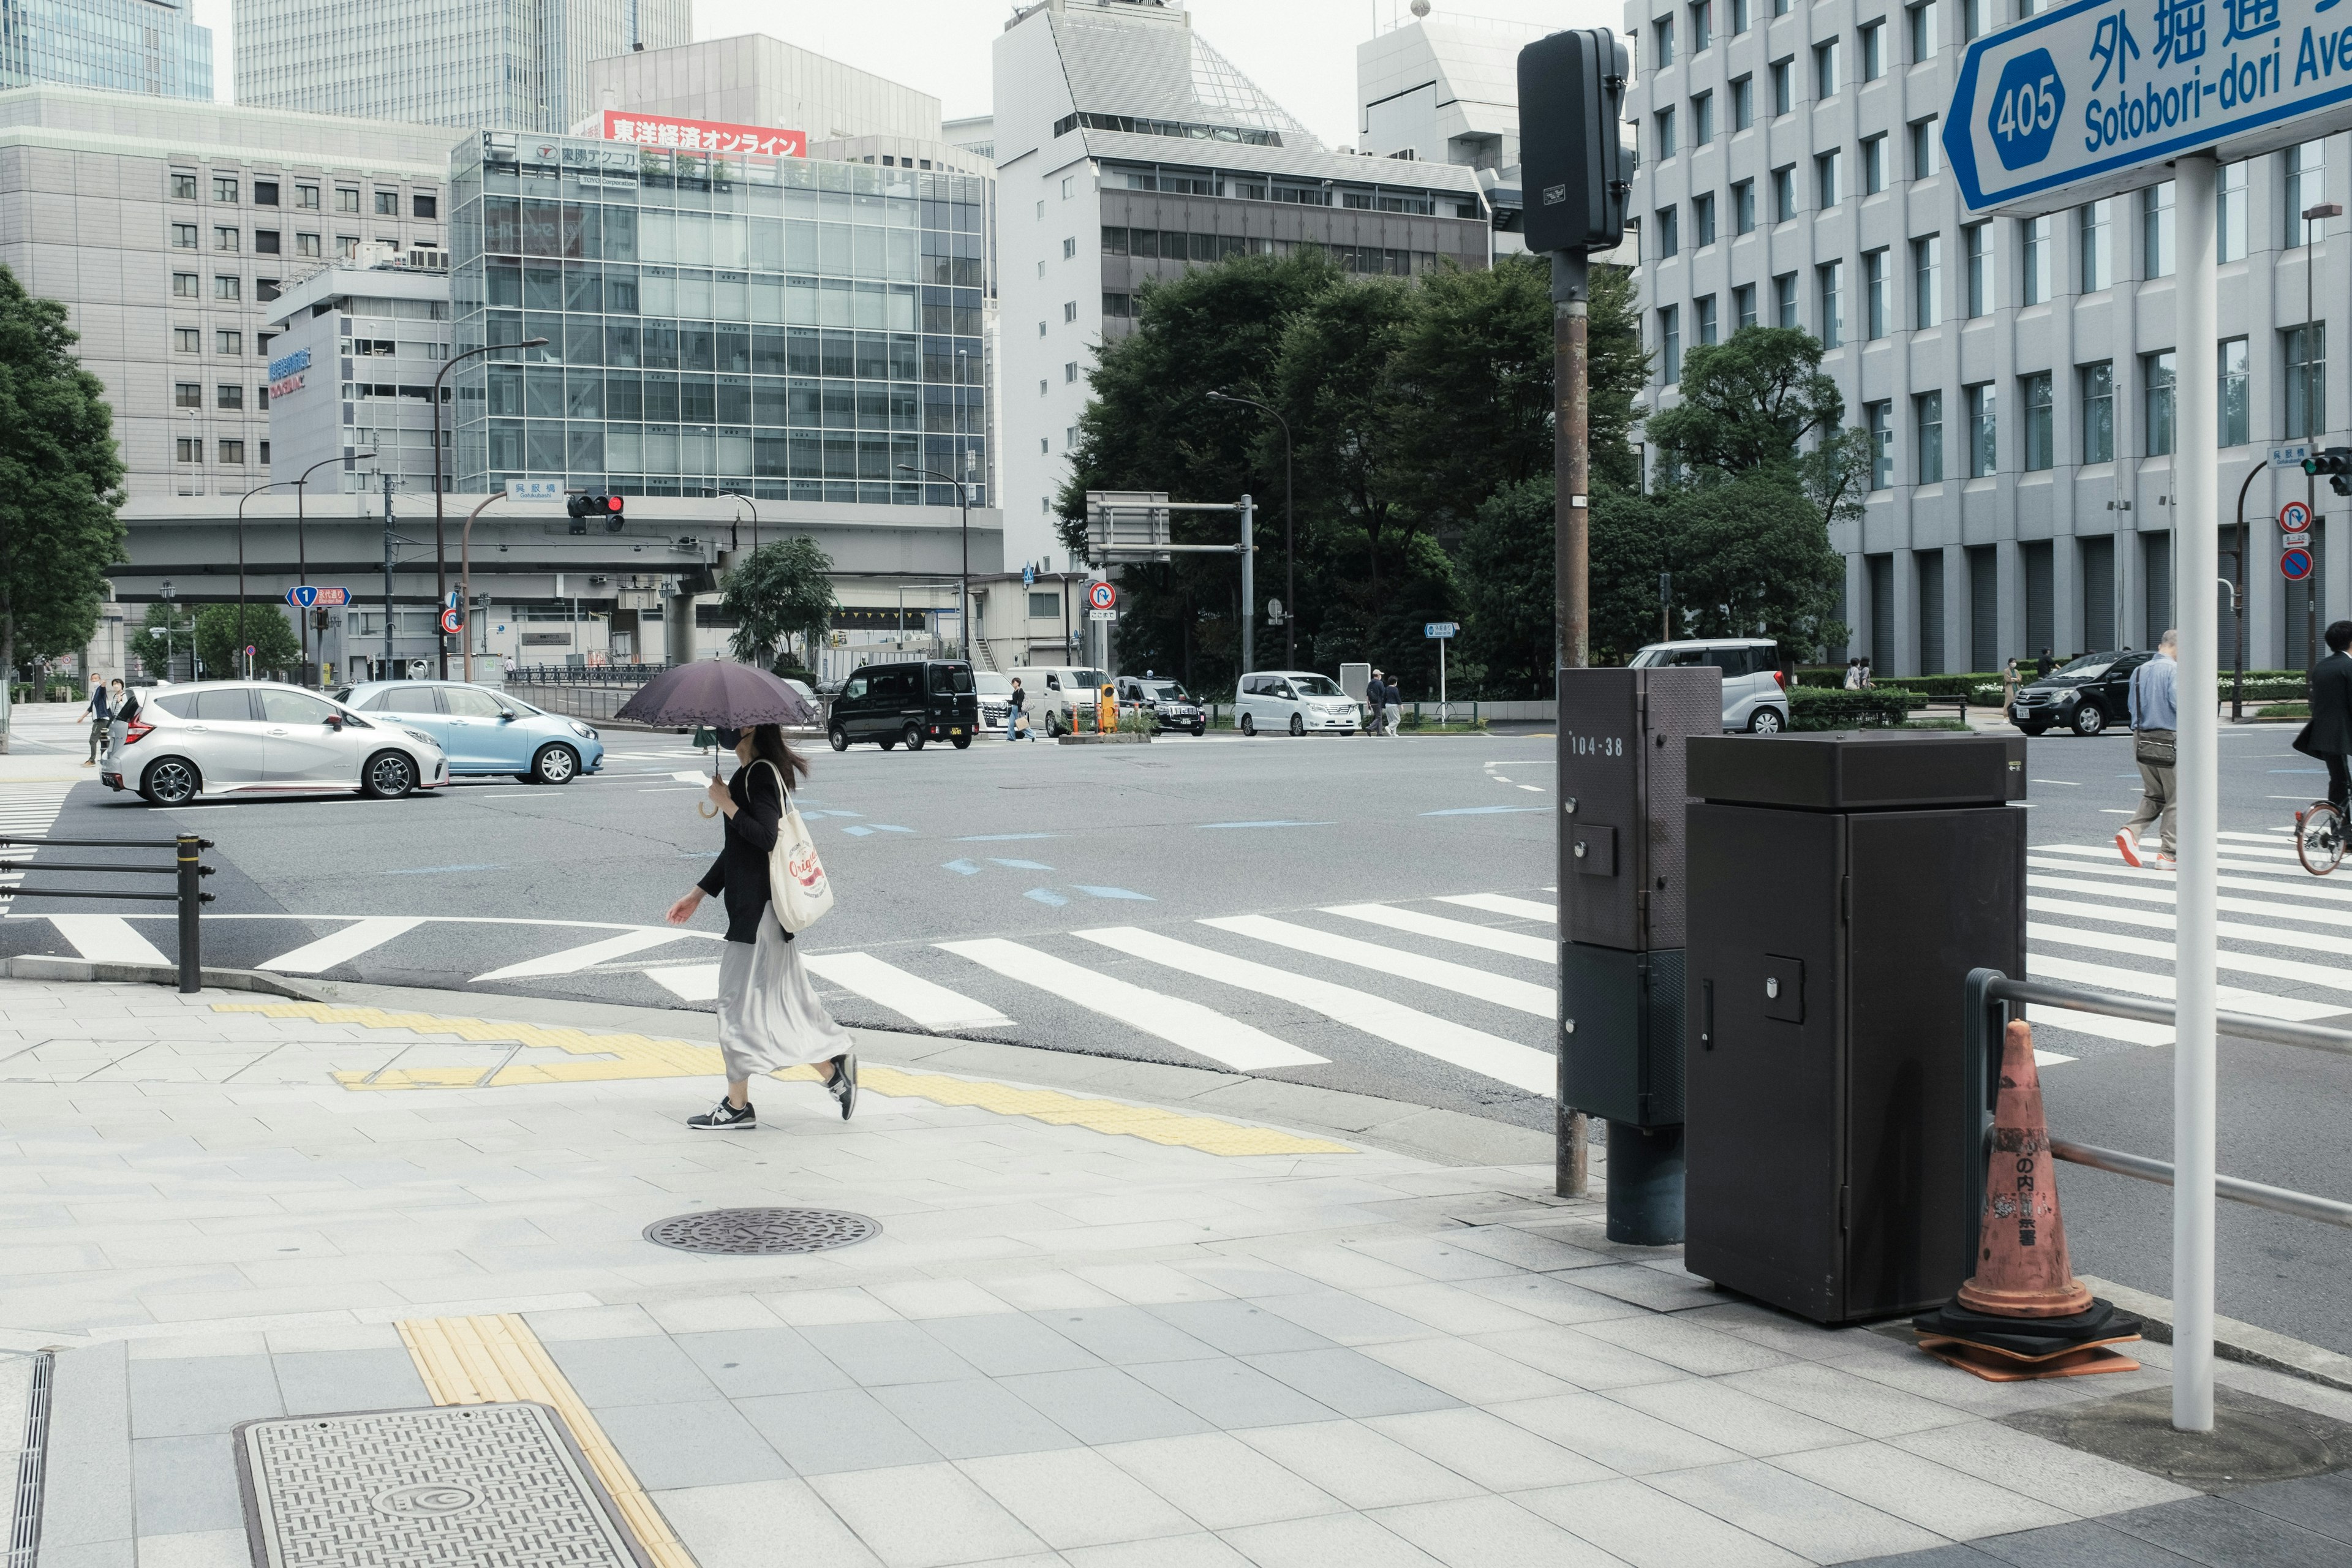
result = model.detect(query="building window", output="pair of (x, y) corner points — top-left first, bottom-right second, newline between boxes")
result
(2142, 182), (2175, 277)
(1655, 15), (1675, 66)
(1916, 391), (1945, 483)
(373, 190), (398, 216)
(2079, 200), (2114, 292)
(1733, 0), (1751, 31)
(171, 224), (197, 249)
(1691, 1), (1712, 51)
(213, 176), (236, 203)
(1735, 283), (1757, 327)
(1861, 20), (1885, 79)
(1696, 293), (1719, 345)
(1865, 249), (1890, 339)
(173, 382), (200, 408)
(213, 276), (239, 301)
(173, 328), (200, 353)
(1967, 382), (1997, 475)
(2219, 160), (2248, 262)
(1732, 75), (1754, 129)
(258, 441), (270, 466)
(1863, 135), (1887, 195)
(1102, 292), (1133, 317)
(1965, 222), (1991, 315)
(1773, 165), (1797, 221)
(1913, 235), (1942, 328)
(256, 180), (283, 208)
(413, 194), (437, 219)
(216, 384), (243, 410)
(1909, 118), (1939, 178)
(172, 272), (198, 298)
(1868, 401), (1893, 488)
(2287, 323), (2328, 438)
(296, 183), (318, 209)
(217, 330), (242, 355)
(1692, 192), (1716, 246)
(175, 437), (201, 462)
(1818, 260), (1845, 349)
(255, 230), (280, 255)
(1660, 305), (1682, 383)
(1964, 0), (1988, 39)
(1815, 39), (1840, 96)
(1655, 206), (1680, 258)
(1774, 271), (1799, 328)
(170, 172), (196, 200)
(337, 236), (360, 258)
(255, 279), (279, 303)
(2080, 362), (2114, 462)
(214, 226), (239, 252)
(1819, 150), (1844, 208)
(296, 233), (320, 257)
(2144, 350), (2177, 454)
(1656, 108), (1678, 158)
(2220, 336), (2250, 445)
(1064, 301), (1078, 322)
(335, 187), (359, 213)
(256, 384), (268, 410)
(1065, 361), (1079, 382)
(1734, 180), (1756, 233)
(2288, 141), (2328, 247)
(1909, 1), (1940, 59)
(219, 439), (244, 465)
(1698, 91), (1719, 146)
(2021, 374), (2054, 470)
(1063, 236), (1077, 259)
(2020, 215), (2051, 305)
(1771, 57), (1793, 115)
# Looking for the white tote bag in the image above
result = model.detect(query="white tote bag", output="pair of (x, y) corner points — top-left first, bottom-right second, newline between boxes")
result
(755, 761), (834, 932)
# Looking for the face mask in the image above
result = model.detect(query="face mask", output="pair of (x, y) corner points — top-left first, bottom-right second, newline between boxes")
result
(714, 727), (744, 748)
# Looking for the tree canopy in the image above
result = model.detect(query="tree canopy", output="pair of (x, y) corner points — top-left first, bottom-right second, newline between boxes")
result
(722, 536), (840, 676)
(195, 602), (301, 677)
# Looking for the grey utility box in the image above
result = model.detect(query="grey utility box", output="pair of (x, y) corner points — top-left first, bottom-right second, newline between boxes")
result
(1557, 667), (1722, 1128)
(1683, 732), (2026, 1325)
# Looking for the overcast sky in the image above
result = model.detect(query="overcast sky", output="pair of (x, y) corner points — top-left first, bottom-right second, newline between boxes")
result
(192, 1), (1623, 148)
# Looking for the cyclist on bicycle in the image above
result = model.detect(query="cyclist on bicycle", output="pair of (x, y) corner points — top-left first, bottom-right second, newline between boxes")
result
(2294, 620), (2352, 811)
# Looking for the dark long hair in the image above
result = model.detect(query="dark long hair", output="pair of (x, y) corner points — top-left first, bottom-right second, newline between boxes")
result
(748, 723), (809, 791)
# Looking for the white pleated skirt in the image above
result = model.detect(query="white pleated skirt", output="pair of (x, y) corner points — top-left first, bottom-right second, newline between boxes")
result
(715, 915), (852, 1080)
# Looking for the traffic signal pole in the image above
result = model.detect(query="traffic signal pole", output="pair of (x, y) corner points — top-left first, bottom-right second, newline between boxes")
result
(1555, 247), (1591, 1200)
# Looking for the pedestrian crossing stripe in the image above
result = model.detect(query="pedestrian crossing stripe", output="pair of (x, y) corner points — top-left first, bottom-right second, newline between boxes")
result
(209, 1001), (1354, 1155)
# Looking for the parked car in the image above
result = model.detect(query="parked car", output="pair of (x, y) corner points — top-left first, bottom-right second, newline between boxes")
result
(101, 680), (447, 804)
(826, 660), (979, 750)
(1234, 671), (1360, 737)
(974, 671), (1016, 731)
(1116, 674), (1207, 736)
(1627, 639), (1792, 733)
(334, 680), (606, 782)
(1020, 666), (1111, 736)
(2008, 649), (2152, 736)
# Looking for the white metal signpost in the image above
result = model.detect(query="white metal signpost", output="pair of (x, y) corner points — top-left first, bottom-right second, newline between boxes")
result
(1426, 622), (1458, 724)
(1939, 0), (2352, 1433)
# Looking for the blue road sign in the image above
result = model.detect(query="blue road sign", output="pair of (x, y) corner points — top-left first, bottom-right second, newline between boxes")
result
(2283, 546), (2316, 581)
(1945, 0), (2352, 213)
(1425, 622), (1460, 639)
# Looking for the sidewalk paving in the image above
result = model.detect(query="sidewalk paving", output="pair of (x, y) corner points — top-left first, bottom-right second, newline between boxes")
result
(4, 975), (2350, 1568)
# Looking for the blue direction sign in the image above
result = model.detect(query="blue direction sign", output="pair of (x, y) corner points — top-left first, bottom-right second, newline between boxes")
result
(1946, 0), (2352, 212)
(1425, 622), (1460, 639)
(2283, 545), (2317, 581)
(285, 586), (351, 609)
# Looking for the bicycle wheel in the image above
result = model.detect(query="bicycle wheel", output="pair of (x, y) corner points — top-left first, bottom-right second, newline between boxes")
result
(2299, 801), (2346, 876)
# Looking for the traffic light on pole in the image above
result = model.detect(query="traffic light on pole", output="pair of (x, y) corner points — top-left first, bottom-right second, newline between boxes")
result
(566, 493), (626, 533)
(2304, 448), (2352, 497)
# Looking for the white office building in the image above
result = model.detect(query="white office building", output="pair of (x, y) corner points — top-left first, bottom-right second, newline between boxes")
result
(263, 258), (452, 495)
(1358, 5), (1551, 252)
(233, 0), (688, 133)
(994, 0), (1493, 572)
(585, 35), (944, 145)
(1627, 0), (2348, 673)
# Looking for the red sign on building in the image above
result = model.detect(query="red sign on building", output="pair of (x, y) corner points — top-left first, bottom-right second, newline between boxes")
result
(600, 110), (805, 157)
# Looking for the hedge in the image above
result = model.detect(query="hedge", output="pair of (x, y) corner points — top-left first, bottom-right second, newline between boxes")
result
(1789, 687), (1919, 729)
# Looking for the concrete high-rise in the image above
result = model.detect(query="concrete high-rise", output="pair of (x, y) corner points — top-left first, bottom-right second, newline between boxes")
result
(0, 0), (212, 99)
(1357, 6), (1548, 252)
(233, 0), (688, 134)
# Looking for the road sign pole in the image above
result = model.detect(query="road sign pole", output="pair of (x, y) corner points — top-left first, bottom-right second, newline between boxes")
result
(1555, 251), (1592, 1200)
(1240, 494), (1256, 677)
(2173, 149), (2220, 1436)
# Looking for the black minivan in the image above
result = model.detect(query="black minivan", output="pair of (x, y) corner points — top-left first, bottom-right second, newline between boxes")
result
(826, 660), (979, 752)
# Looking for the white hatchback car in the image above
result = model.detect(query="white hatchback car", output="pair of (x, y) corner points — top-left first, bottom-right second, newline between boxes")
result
(1627, 638), (1791, 732)
(1234, 671), (1361, 736)
(101, 680), (448, 805)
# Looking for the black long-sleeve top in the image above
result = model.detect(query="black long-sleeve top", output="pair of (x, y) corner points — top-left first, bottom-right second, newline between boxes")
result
(697, 762), (788, 943)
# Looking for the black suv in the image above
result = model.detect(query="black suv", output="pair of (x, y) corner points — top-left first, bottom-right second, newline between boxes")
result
(2009, 649), (2153, 736)
(827, 660), (979, 752)
(1115, 675), (1208, 736)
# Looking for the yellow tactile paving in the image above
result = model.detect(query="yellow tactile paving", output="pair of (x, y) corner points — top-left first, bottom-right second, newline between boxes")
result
(214, 1001), (1354, 1155)
(398, 1313), (693, 1568)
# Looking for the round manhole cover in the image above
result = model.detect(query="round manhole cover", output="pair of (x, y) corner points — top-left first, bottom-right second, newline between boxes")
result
(642, 1207), (880, 1255)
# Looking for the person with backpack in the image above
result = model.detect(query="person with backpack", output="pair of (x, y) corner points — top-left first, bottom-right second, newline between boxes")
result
(665, 723), (853, 1129)
(1007, 676), (1032, 741)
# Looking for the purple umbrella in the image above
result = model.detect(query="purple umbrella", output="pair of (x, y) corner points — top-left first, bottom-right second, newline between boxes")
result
(613, 659), (818, 728)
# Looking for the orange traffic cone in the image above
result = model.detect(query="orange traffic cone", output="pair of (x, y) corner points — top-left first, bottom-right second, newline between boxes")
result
(1958, 1019), (2094, 1317)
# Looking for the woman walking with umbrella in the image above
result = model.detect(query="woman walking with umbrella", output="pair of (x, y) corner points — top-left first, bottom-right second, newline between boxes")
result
(626, 663), (855, 1128)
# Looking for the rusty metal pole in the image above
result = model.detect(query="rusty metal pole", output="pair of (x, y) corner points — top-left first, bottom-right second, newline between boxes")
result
(1555, 247), (1591, 1199)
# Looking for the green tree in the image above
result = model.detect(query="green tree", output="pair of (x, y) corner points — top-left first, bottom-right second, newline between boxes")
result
(721, 536), (840, 674)
(138, 601), (197, 679)
(195, 603), (300, 677)
(1457, 477), (1561, 696)
(1586, 265), (1650, 495)
(0, 265), (124, 747)
(1387, 255), (1556, 538)
(1642, 327), (1846, 484)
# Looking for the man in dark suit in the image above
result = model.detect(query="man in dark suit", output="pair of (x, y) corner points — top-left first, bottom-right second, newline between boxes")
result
(2295, 620), (2352, 810)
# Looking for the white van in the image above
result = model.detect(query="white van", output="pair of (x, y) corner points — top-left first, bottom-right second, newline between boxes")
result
(1019, 666), (1110, 735)
(1627, 639), (1790, 732)
(1234, 670), (1360, 736)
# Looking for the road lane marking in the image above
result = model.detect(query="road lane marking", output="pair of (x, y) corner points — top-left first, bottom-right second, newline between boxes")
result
(2030, 921), (2352, 993)
(1323, 903), (1555, 962)
(45, 914), (168, 964)
(1076, 926), (1555, 1096)
(2028, 873), (2352, 929)
(471, 929), (702, 982)
(935, 937), (1327, 1072)
(259, 917), (427, 974)
(2029, 894), (2352, 956)
(1437, 893), (1557, 922)
(1420, 806), (1547, 816)
(802, 951), (1013, 1032)
(2028, 952), (2347, 1021)
(646, 963), (720, 1002)
(1200, 914), (1554, 1016)
(2028, 854), (2352, 907)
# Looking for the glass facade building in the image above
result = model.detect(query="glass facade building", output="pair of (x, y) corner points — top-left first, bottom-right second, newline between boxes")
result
(448, 131), (990, 507)
(0, 0), (211, 99)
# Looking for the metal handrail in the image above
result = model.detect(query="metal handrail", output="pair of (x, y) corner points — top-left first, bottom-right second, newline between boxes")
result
(2049, 1138), (2352, 1229)
(0, 834), (214, 992)
(1986, 972), (2352, 1058)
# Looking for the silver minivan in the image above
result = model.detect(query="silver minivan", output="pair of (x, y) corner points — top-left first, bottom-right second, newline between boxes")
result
(1234, 671), (1361, 736)
(100, 681), (448, 804)
(1627, 639), (1790, 732)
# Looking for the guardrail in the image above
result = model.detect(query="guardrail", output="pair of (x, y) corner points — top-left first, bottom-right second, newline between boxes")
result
(0, 834), (214, 992)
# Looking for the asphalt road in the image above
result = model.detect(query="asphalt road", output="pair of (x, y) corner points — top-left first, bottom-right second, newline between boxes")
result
(4, 706), (2348, 1354)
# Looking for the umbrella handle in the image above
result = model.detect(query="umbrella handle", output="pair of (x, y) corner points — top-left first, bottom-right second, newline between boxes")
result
(698, 749), (722, 820)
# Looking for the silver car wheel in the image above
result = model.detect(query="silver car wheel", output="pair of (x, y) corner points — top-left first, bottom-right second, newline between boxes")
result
(364, 751), (416, 799)
(1748, 706), (1785, 734)
(143, 758), (199, 805)
(533, 744), (578, 784)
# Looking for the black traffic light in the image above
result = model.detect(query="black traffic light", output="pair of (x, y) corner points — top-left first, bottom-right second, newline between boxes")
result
(2304, 447), (2352, 496)
(1518, 28), (1632, 255)
(567, 493), (625, 533)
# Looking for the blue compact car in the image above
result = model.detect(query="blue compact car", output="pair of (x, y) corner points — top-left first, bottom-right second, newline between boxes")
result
(333, 680), (605, 783)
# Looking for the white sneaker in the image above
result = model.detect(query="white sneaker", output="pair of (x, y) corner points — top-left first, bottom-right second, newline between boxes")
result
(2115, 829), (2143, 868)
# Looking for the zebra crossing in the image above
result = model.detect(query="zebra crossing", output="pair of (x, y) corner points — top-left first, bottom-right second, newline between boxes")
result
(0, 780), (80, 905)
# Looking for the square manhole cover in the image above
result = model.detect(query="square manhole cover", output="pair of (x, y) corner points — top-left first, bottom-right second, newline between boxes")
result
(234, 1403), (651, 1567)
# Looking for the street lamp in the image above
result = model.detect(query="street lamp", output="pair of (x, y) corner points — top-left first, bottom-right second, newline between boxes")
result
(898, 463), (972, 662)
(293, 450), (375, 685)
(234, 479), (298, 657)
(459, 491), (510, 682)
(718, 489), (758, 552)
(433, 337), (549, 678)
(157, 579), (177, 680)
(1207, 390), (1295, 668)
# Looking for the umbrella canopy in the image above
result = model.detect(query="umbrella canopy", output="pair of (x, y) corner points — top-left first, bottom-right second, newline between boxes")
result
(613, 659), (817, 728)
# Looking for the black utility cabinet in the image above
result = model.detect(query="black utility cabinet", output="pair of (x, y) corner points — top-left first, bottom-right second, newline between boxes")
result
(1683, 732), (2025, 1324)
